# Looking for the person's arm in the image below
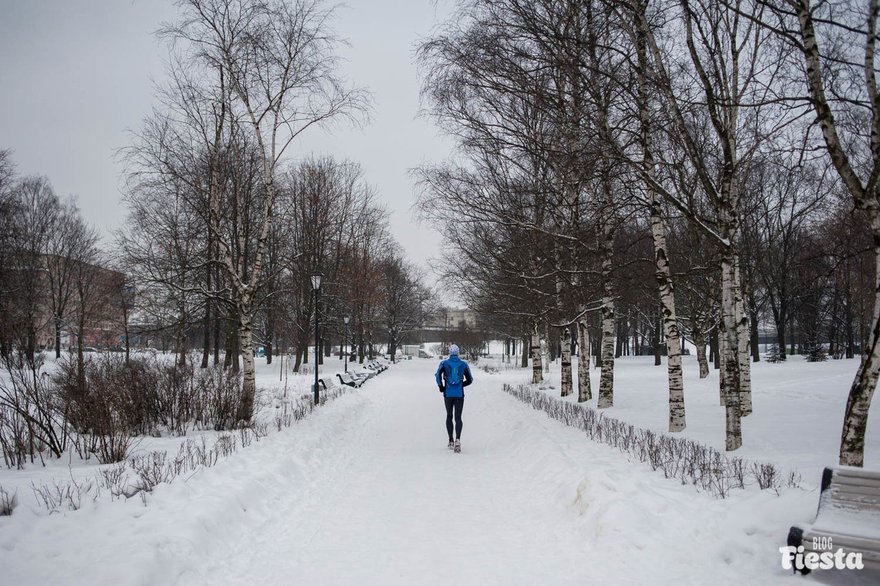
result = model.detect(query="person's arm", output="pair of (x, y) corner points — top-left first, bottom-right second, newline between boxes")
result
(435, 361), (446, 392)
(462, 363), (474, 387)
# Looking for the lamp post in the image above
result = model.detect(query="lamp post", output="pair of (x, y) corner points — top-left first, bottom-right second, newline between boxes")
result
(343, 315), (350, 373)
(311, 271), (322, 405)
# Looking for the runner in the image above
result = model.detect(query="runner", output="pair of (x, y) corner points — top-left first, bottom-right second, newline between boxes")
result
(435, 344), (474, 453)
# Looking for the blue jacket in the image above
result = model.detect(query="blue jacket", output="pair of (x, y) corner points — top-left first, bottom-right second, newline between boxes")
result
(435, 355), (473, 398)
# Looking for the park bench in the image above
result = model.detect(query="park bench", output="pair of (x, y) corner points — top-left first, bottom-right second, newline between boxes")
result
(353, 367), (378, 380)
(366, 361), (387, 373)
(336, 372), (367, 388)
(787, 466), (880, 575)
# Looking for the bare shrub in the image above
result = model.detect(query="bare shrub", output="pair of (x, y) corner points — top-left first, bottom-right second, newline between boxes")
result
(0, 352), (68, 468)
(26, 377), (352, 512)
(0, 484), (17, 515)
(215, 434), (237, 458)
(129, 451), (174, 493)
(30, 476), (95, 513)
(154, 360), (193, 434)
(53, 355), (135, 463)
(96, 462), (131, 499)
(502, 384), (801, 498)
(198, 367), (245, 431)
(750, 462), (781, 491)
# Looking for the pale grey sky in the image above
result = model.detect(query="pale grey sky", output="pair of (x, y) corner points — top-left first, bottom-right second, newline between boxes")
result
(0, 0), (453, 272)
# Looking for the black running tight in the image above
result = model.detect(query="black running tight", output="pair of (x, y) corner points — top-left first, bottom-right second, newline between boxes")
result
(445, 396), (464, 440)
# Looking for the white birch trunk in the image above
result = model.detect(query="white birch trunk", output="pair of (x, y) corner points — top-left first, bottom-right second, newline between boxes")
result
(734, 258), (753, 416)
(637, 27), (685, 430)
(598, 227), (615, 409)
(718, 327), (726, 406)
(721, 250), (742, 451)
(237, 297), (257, 423)
(694, 330), (710, 379)
(543, 322), (550, 373)
(649, 194), (685, 432)
(531, 323), (543, 384)
(560, 327), (572, 397)
(577, 316), (592, 402)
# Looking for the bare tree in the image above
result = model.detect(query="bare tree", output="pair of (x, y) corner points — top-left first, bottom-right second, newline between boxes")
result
(7, 177), (58, 361)
(0, 151), (18, 358)
(379, 256), (434, 362)
(124, 0), (369, 420)
(45, 200), (95, 359)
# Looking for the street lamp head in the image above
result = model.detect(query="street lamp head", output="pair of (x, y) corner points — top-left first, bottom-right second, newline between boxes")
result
(310, 271), (323, 291)
(343, 315), (350, 325)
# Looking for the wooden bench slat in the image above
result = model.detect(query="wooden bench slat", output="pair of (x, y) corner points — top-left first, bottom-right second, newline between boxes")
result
(828, 488), (880, 504)
(830, 482), (880, 495)
(832, 468), (880, 483)
(830, 476), (880, 491)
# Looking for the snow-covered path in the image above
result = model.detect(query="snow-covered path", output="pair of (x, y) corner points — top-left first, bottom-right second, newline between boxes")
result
(169, 360), (796, 586)
(182, 360), (599, 585)
(2, 359), (807, 585)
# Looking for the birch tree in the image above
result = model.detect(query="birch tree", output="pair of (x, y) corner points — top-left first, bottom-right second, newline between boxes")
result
(159, 0), (366, 418)
(631, 9), (685, 430)
(616, 0), (791, 448)
(747, 0), (880, 465)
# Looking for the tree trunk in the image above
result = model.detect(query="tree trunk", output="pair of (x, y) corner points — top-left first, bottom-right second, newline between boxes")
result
(213, 302), (221, 367)
(560, 326), (572, 397)
(649, 196), (685, 431)
(266, 299), (275, 366)
(721, 248), (742, 450)
(55, 317), (62, 359)
(749, 304), (760, 362)
(710, 328), (720, 369)
(201, 301), (210, 369)
(543, 322), (550, 373)
(76, 315), (85, 390)
(124, 322), (130, 366)
(735, 259), (752, 417)
(845, 286), (855, 359)
(598, 254), (615, 409)
(694, 330), (709, 379)
(577, 316), (592, 402)
(839, 213), (880, 466)
(232, 330), (240, 373)
(531, 323), (542, 384)
(293, 346), (303, 373)
(521, 334), (529, 368)
(775, 314), (787, 360)
(237, 306), (256, 423)
(653, 309), (662, 366)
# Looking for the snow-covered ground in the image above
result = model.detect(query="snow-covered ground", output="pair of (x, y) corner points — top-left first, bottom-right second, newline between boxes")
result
(484, 353), (880, 485)
(0, 354), (876, 584)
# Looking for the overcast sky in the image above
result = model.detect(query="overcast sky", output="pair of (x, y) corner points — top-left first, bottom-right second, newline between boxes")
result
(0, 0), (455, 275)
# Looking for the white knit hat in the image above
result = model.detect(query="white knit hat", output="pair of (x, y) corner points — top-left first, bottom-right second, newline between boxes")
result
(449, 344), (460, 356)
